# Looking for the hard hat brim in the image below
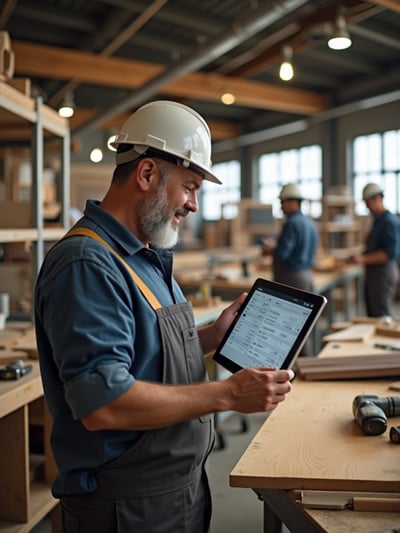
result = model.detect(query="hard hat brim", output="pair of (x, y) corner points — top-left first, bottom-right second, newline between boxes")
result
(114, 144), (222, 184)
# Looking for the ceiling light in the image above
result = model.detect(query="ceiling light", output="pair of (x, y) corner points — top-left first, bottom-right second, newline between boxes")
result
(221, 92), (236, 105)
(90, 147), (103, 163)
(58, 92), (75, 118)
(328, 15), (352, 50)
(279, 45), (294, 81)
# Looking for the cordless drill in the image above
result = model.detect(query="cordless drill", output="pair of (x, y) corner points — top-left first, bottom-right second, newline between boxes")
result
(352, 394), (400, 436)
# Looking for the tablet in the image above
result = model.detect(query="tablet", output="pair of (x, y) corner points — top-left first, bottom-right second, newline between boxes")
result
(212, 278), (327, 373)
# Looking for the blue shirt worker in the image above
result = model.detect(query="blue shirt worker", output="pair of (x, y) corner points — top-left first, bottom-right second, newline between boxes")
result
(34, 100), (294, 533)
(351, 182), (400, 318)
(262, 183), (319, 356)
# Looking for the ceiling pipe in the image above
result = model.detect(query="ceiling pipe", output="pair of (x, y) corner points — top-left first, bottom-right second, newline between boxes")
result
(73, 0), (310, 136)
(212, 89), (400, 153)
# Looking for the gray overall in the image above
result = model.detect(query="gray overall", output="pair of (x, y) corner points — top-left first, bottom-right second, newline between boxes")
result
(272, 258), (315, 356)
(364, 230), (400, 318)
(59, 229), (214, 533)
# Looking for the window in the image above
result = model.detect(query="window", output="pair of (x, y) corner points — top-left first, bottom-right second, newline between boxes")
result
(201, 160), (241, 221)
(258, 145), (322, 218)
(353, 130), (400, 215)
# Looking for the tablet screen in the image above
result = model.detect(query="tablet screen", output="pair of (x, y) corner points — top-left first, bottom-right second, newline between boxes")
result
(213, 278), (327, 373)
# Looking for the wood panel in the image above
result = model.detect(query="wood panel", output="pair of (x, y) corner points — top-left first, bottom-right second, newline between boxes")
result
(295, 353), (400, 380)
(0, 405), (29, 522)
(230, 378), (400, 493)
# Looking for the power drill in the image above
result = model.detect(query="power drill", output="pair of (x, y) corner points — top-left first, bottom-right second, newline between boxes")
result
(352, 394), (400, 436)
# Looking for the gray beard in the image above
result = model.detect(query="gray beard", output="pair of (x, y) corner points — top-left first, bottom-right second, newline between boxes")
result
(138, 186), (179, 248)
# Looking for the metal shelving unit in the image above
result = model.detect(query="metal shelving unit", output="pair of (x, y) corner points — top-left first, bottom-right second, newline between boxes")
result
(0, 80), (70, 532)
(0, 81), (70, 313)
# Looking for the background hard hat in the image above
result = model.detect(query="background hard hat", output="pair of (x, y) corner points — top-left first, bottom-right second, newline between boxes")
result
(111, 100), (221, 184)
(362, 182), (383, 201)
(279, 183), (304, 200)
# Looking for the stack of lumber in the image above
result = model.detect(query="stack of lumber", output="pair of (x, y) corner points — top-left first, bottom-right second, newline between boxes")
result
(295, 353), (400, 380)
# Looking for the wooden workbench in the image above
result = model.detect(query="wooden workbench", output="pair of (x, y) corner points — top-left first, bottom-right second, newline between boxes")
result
(229, 329), (400, 533)
(0, 362), (58, 533)
(175, 257), (363, 324)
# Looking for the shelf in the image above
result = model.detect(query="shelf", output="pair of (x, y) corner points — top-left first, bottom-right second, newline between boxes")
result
(0, 364), (57, 531)
(0, 227), (66, 243)
(322, 195), (356, 206)
(320, 221), (361, 232)
(0, 483), (57, 533)
(0, 79), (70, 531)
(320, 194), (361, 258)
(0, 363), (42, 419)
(0, 82), (68, 138)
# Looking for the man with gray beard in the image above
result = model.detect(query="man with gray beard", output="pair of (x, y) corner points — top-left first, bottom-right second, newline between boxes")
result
(34, 101), (294, 533)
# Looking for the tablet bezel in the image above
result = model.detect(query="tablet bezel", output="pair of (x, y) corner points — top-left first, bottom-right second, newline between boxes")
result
(212, 278), (327, 373)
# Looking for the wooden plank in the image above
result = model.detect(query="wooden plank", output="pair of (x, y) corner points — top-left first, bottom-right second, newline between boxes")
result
(0, 484), (58, 533)
(322, 324), (375, 342)
(165, 71), (327, 114)
(13, 40), (162, 89)
(230, 378), (400, 493)
(0, 363), (43, 419)
(376, 324), (400, 338)
(0, 405), (29, 522)
(0, 82), (36, 123)
(12, 40), (327, 115)
(295, 353), (400, 380)
(0, 349), (29, 364)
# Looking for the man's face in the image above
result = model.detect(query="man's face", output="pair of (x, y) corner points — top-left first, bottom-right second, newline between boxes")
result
(138, 163), (201, 248)
(280, 198), (297, 215)
(365, 194), (382, 215)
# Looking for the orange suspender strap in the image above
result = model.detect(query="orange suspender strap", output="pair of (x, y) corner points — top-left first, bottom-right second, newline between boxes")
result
(65, 227), (162, 310)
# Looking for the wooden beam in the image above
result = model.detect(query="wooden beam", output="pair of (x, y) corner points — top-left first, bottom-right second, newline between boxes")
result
(164, 72), (327, 115)
(368, 0), (400, 12)
(12, 40), (327, 115)
(0, 106), (239, 142)
(13, 41), (163, 88)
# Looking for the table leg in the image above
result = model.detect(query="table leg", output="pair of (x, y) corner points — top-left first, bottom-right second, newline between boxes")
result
(263, 498), (282, 533)
(257, 489), (324, 533)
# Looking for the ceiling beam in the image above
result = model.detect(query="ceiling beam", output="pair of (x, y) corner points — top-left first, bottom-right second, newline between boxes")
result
(368, 0), (400, 12)
(164, 72), (327, 115)
(349, 23), (400, 49)
(13, 40), (163, 88)
(12, 40), (327, 118)
(70, 108), (240, 141)
(0, 106), (240, 142)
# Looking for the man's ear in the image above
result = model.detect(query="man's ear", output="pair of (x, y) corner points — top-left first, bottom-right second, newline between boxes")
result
(136, 158), (158, 191)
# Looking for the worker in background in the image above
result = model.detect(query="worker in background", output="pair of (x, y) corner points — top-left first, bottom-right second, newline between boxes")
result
(351, 182), (400, 318)
(262, 183), (319, 355)
(34, 100), (294, 533)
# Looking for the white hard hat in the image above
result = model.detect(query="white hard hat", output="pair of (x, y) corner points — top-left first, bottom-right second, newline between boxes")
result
(279, 183), (304, 200)
(362, 183), (383, 201)
(111, 100), (221, 184)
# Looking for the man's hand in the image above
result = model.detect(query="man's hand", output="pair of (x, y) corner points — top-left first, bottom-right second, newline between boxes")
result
(224, 367), (294, 413)
(198, 293), (248, 355)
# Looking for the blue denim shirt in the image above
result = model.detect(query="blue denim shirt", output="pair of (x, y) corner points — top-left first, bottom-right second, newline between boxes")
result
(34, 200), (187, 496)
(274, 210), (318, 271)
(366, 209), (400, 261)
